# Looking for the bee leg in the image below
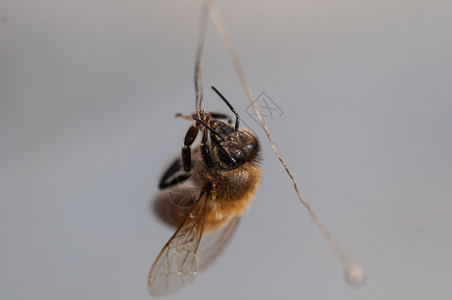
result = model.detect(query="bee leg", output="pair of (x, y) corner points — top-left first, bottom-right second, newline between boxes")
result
(200, 127), (214, 168)
(159, 159), (191, 189)
(184, 112), (232, 123)
(182, 123), (200, 172)
(175, 113), (194, 121)
(206, 112), (232, 124)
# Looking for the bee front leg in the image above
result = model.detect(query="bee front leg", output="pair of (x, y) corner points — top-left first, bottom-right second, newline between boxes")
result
(200, 127), (214, 168)
(182, 123), (200, 172)
(208, 112), (232, 124)
(182, 112), (231, 123)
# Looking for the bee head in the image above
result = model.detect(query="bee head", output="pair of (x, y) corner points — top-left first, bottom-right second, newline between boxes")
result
(192, 86), (260, 170)
(210, 121), (260, 170)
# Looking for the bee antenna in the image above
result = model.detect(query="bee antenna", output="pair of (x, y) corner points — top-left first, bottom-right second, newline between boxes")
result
(193, 117), (225, 141)
(211, 86), (240, 132)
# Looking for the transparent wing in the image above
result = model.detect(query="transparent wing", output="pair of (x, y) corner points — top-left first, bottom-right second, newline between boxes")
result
(197, 216), (241, 271)
(148, 191), (208, 297)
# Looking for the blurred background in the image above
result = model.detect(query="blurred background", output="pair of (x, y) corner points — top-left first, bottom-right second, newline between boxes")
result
(1, 0), (451, 299)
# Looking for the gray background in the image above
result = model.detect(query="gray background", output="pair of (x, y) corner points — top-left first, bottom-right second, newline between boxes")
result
(1, 0), (451, 299)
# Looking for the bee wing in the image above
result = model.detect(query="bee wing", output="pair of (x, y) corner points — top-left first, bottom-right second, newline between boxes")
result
(197, 216), (241, 271)
(147, 191), (209, 297)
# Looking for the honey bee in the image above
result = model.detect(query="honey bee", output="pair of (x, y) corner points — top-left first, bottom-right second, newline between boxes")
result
(148, 86), (261, 297)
